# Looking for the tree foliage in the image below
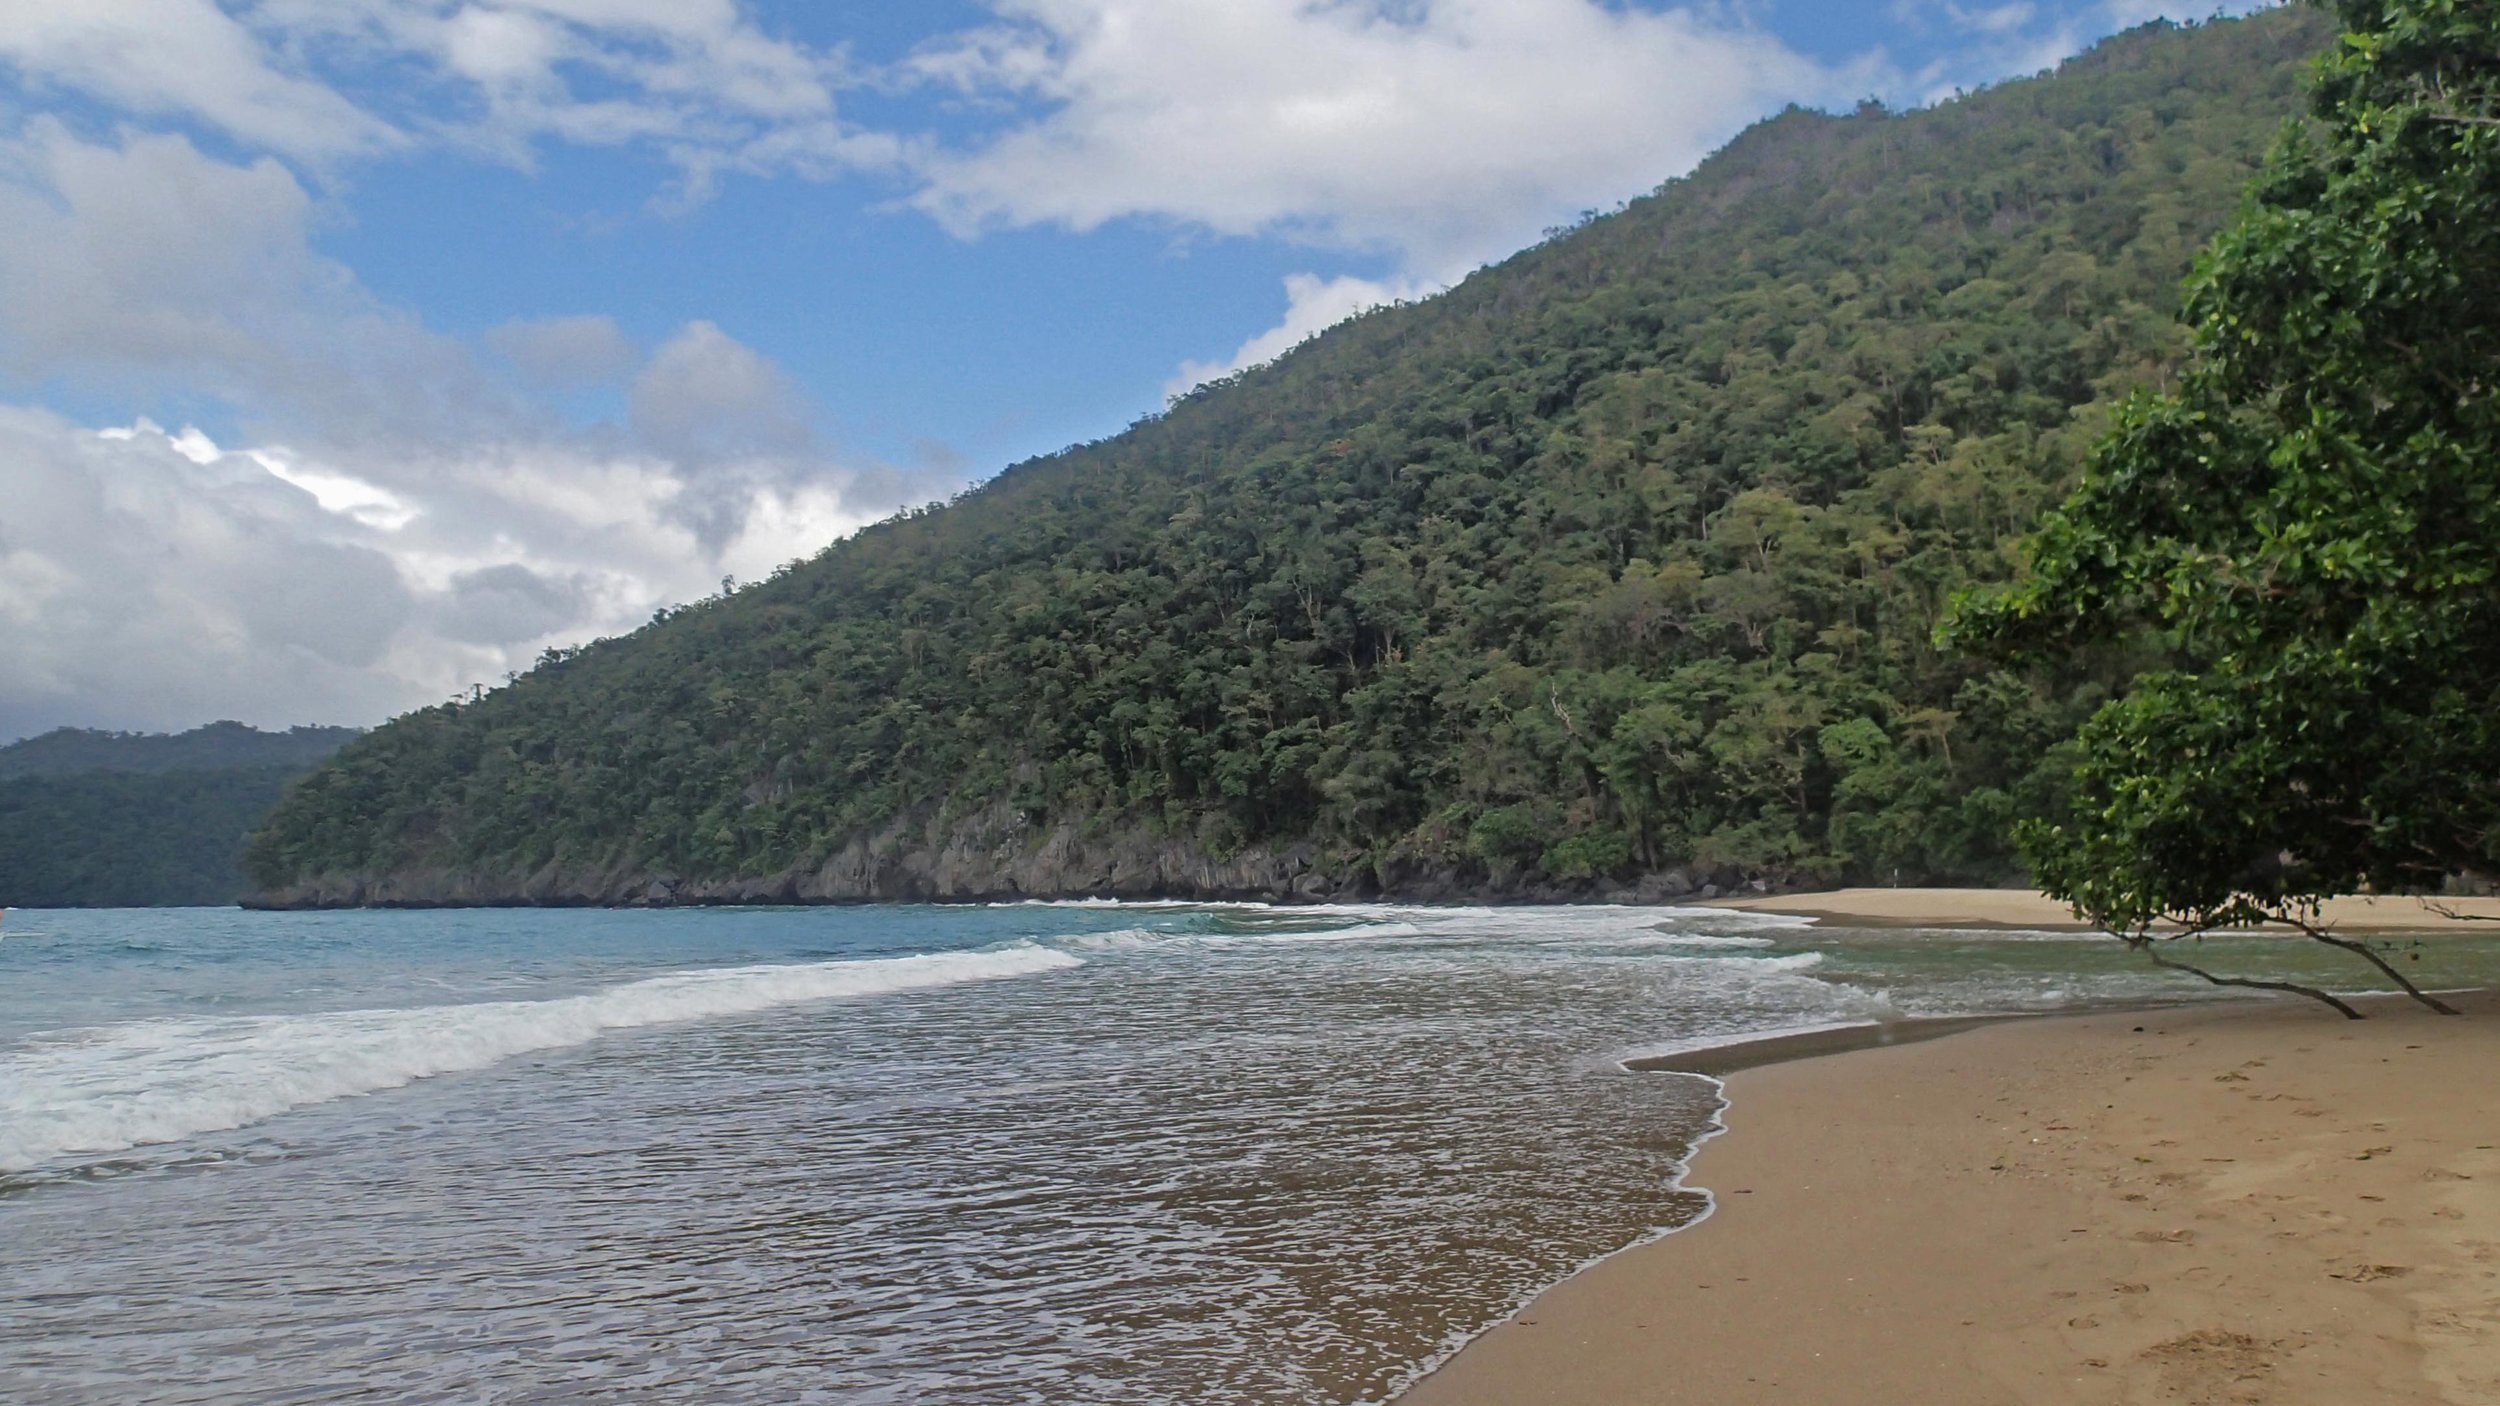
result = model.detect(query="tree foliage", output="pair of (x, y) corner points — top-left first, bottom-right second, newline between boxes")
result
(0, 725), (360, 907)
(0, 766), (314, 907)
(248, 13), (2333, 900)
(1950, 0), (2500, 955)
(0, 723), (359, 780)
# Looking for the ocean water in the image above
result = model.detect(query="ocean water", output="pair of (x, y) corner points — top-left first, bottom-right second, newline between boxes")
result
(3, 902), (2495, 1404)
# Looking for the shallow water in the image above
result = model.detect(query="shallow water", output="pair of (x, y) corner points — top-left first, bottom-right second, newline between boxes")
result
(2, 903), (2492, 1404)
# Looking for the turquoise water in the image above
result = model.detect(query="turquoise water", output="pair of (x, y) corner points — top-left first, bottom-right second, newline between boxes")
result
(2, 902), (2491, 1404)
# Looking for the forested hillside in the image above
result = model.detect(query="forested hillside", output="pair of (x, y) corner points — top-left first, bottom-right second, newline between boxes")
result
(1, 724), (358, 906)
(0, 723), (359, 780)
(247, 10), (2335, 907)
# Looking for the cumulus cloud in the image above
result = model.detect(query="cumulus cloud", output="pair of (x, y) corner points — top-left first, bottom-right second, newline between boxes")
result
(0, 120), (518, 456)
(0, 0), (899, 190)
(0, 409), (893, 738)
(0, 408), (421, 739)
(0, 123), (916, 738)
(0, 121), (346, 377)
(900, 0), (1869, 273)
(0, 1), (1900, 433)
(432, 562), (595, 646)
(889, 1), (1888, 401)
(630, 320), (816, 466)
(485, 314), (641, 389)
(0, 1), (398, 163)
(0, 0), (2225, 738)
(1884, 0), (2278, 105)
(1166, 272), (1431, 398)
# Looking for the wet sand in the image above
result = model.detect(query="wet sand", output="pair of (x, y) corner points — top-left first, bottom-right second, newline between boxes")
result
(1623, 1013), (2050, 1078)
(1402, 992), (2500, 1405)
(1706, 886), (2500, 931)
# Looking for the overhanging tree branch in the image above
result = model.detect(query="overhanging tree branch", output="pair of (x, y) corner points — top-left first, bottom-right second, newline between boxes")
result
(2122, 928), (2364, 1019)
(2265, 908), (2461, 1015)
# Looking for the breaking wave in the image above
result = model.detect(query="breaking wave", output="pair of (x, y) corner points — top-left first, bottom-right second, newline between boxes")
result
(0, 944), (1080, 1173)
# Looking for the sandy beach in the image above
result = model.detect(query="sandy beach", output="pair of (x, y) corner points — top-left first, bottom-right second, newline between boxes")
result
(1402, 990), (2500, 1404)
(1707, 886), (2500, 931)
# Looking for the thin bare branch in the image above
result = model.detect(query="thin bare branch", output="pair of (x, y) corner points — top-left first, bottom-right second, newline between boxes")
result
(2266, 909), (2462, 1015)
(2424, 900), (2500, 923)
(2123, 933), (2363, 1019)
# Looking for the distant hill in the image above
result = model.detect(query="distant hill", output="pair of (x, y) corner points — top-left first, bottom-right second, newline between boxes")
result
(248, 11), (2334, 908)
(1, 724), (359, 907)
(0, 722), (362, 779)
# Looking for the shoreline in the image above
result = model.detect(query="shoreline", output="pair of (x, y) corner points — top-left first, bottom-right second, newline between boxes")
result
(1622, 1011), (2063, 1078)
(1401, 990), (2500, 1404)
(1704, 886), (2500, 932)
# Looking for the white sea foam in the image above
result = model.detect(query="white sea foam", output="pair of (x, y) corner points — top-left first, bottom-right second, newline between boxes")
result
(1651, 904), (1821, 931)
(1257, 903), (1805, 947)
(1613, 932), (1778, 949)
(1722, 951), (1826, 974)
(1052, 920), (1425, 954)
(1054, 927), (1179, 951)
(0, 944), (1080, 1173)
(1216, 920), (1424, 945)
(987, 898), (1272, 911)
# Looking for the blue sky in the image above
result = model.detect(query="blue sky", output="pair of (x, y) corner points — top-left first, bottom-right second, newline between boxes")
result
(0, 0), (2268, 739)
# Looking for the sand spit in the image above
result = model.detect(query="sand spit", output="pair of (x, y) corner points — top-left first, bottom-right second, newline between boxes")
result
(1701, 887), (2500, 932)
(1402, 992), (2500, 1405)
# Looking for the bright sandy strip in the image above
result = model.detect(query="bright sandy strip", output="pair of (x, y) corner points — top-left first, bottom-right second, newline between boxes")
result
(1707, 886), (2500, 931)
(1400, 993), (2500, 1405)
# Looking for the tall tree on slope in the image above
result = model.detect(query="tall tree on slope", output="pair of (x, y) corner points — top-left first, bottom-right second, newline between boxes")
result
(1949, 0), (2500, 1015)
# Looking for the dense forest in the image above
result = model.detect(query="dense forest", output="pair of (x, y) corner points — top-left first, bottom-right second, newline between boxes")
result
(247, 10), (2336, 907)
(0, 723), (359, 780)
(1, 724), (358, 907)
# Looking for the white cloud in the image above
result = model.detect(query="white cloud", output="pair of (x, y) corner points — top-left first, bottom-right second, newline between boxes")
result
(0, 120), (518, 457)
(0, 1), (399, 163)
(0, 121), (341, 377)
(1884, 0), (2279, 106)
(1166, 271), (1430, 398)
(0, 0), (901, 190)
(893, 0), (1887, 400)
(0, 408), (422, 738)
(0, 0), (2257, 740)
(630, 319), (815, 466)
(0, 406), (895, 738)
(901, 0), (1872, 274)
(485, 313), (641, 389)
(0, 123), (920, 738)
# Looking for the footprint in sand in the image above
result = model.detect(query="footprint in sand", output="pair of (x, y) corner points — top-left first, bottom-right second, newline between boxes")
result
(2143, 1328), (2280, 1403)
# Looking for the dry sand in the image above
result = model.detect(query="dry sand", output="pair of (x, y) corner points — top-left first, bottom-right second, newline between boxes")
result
(1706, 886), (2500, 931)
(1401, 993), (2500, 1405)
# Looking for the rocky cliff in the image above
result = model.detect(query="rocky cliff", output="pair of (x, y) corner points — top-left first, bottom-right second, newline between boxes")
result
(245, 801), (1750, 908)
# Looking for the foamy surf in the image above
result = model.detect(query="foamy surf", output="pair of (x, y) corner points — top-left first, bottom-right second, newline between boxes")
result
(15, 903), (2488, 1405)
(0, 943), (1080, 1173)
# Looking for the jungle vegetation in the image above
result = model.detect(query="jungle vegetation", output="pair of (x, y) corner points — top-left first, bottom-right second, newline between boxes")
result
(1, 724), (358, 907)
(249, 9), (2339, 900)
(1951, 0), (2500, 1014)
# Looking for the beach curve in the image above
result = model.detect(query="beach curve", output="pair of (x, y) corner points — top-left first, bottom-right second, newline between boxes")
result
(1400, 990), (2500, 1405)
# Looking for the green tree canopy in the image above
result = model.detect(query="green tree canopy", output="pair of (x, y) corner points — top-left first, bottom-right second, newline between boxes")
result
(245, 12), (2333, 907)
(1950, 0), (2500, 1012)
